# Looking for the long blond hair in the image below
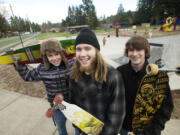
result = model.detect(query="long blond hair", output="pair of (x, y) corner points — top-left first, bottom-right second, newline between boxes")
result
(71, 49), (108, 82)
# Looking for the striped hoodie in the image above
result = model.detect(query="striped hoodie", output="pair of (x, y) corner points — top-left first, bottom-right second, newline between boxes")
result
(15, 59), (74, 105)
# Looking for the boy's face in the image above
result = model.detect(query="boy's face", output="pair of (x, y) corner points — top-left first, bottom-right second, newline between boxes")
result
(76, 44), (96, 69)
(128, 47), (145, 67)
(46, 52), (62, 67)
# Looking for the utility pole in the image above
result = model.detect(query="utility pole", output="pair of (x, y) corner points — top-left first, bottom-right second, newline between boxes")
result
(9, 4), (25, 48)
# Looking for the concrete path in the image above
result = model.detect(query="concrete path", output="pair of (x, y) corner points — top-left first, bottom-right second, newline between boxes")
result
(0, 88), (75, 135)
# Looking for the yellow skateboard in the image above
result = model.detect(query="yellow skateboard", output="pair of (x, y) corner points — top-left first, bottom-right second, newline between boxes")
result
(132, 70), (169, 131)
(46, 94), (104, 135)
(132, 59), (178, 132)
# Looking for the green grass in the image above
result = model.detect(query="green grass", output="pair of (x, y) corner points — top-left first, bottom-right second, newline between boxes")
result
(94, 29), (105, 33)
(35, 28), (117, 40)
(94, 28), (114, 33)
(36, 29), (115, 40)
(0, 34), (34, 48)
(0, 38), (19, 47)
(35, 32), (74, 40)
(135, 25), (161, 30)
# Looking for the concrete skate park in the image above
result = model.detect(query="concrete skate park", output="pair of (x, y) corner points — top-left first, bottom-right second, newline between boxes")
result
(0, 34), (180, 135)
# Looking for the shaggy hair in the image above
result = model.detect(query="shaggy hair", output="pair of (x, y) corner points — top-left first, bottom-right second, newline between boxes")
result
(71, 49), (108, 83)
(40, 39), (68, 70)
(124, 35), (150, 58)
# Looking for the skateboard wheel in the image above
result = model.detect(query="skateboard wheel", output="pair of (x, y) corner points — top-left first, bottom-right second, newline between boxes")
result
(46, 108), (55, 118)
(54, 94), (64, 104)
(146, 64), (159, 75)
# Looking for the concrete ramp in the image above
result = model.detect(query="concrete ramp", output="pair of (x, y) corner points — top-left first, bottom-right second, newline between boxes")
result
(149, 35), (180, 90)
(148, 43), (163, 63)
(0, 89), (56, 135)
(162, 43), (180, 68)
(0, 88), (75, 135)
(149, 34), (180, 68)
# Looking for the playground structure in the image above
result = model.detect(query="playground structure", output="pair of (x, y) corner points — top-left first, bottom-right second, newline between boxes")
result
(161, 17), (179, 32)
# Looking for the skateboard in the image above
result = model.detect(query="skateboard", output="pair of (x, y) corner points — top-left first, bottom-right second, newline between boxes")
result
(131, 59), (180, 131)
(0, 39), (75, 65)
(132, 62), (170, 131)
(146, 62), (180, 76)
(46, 94), (104, 135)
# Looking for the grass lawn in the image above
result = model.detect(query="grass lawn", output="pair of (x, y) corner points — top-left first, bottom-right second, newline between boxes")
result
(0, 37), (20, 47)
(135, 25), (161, 30)
(35, 32), (74, 40)
(35, 29), (112, 40)
(0, 34), (35, 48)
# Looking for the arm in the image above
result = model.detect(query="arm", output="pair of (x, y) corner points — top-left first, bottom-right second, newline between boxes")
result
(69, 78), (77, 104)
(100, 70), (126, 135)
(143, 85), (174, 135)
(14, 64), (42, 81)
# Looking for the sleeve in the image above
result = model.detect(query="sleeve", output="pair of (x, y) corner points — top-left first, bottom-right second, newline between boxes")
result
(68, 58), (75, 70)
(14, 64), (42, 81)
(69, 78), (76, 104)
(100, 70), (126, 135)
(143, 85), (174, 135)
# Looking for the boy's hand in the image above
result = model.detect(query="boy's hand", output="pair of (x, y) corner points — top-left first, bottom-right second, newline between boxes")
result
(6, 48), (23, 68)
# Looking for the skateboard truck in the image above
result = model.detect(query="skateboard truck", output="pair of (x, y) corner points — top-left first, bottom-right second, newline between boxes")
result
(5, 49), (21, 66)
(46, 104), (67, 118)
(155, 59), (165, 68)
(146, 63), (180, 76)
(46, 94), (66, 118)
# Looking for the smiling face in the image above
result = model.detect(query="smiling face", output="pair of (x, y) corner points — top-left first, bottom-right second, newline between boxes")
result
(128, 47), (146, 71)
(76, 44), (96, 73)
(46, 52), (62, 67)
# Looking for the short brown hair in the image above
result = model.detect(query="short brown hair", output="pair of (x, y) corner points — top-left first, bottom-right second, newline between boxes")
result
(40, 39), (68, 70)
(124, 36), (150, 58)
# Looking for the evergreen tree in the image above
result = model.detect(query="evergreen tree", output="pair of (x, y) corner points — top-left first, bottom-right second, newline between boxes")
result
(62, 0), (98, 29)
(0, 13), (9, 37)
(81, 0), (98, 29)
(117, 4), (124, 14)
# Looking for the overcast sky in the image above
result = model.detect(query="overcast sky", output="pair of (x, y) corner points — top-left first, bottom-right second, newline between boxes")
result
(1, 0), (138, 24)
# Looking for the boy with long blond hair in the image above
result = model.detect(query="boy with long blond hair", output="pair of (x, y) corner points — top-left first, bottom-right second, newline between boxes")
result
(70, 28), (125, 135)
